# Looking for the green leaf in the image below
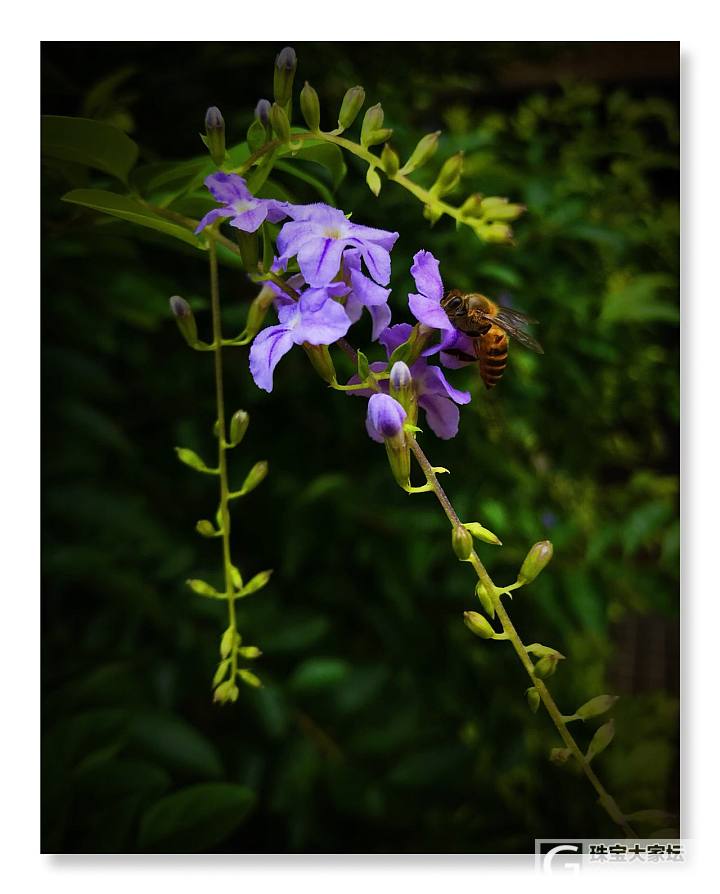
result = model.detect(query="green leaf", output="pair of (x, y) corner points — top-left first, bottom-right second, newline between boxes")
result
(280, 140), (347, 188)
(128, 712), (224, 780)
(290, 657), (350, 692)
(131, 159), (209, 199)
(63, 189), (202, 248)
(138, 783), (254, 852)
(601, 273), (678, 324)
(274, 159), (335, 204)
(42, 115), (139, 183)
(238, 569), (273, 598)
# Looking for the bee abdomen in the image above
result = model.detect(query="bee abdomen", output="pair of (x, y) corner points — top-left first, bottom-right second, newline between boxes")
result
(479, 328), (508, 389)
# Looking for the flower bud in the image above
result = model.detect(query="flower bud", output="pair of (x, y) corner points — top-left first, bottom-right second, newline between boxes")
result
(575, 694), (619, 721)
(475, 581), (495, 619)
(459, 193), (485, 219)
(273, 47), (297, 108)
(533, 654), (559, 679)
(338, 86), (365, 130)
(213, 680), (240, 703)
(452, 525), (474, 561)
(380, 144), (400, 177)
(518, 540), (554, 584)
(303, 343), (337, 384)
(220, 625), (236, 658)
(549, 747), (572, 766)
(300, 82), (321, 131)
(269, 102), (291, 143)
(240, 460), (268, 496)
(243, 285), (275, 340)
(585, 719), (615, 762)
(463, 522), (502, 546)
(195, 519), (217, 538)
(478, 222), (513, 243)
(229, 410), (250, 446)
(480, 196), (526, 221)
(238, 669), (262, 688)
(367, 394), (410, 489)
(432, 151), (464, 197)
(255, 98), (272, 127)
(246, 117), (267, 153)
(238, 646), (262, 659)
(463, 611), (495, 639)
(400, 131), (441, 175)
(169, 295), (198, 346)
(204, 106), (226, 167)
(360, 103), (384, 146)
(526, 686), (540, 714)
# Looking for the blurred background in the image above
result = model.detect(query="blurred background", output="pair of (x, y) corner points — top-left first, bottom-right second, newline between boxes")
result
(41, 41), (680, 853)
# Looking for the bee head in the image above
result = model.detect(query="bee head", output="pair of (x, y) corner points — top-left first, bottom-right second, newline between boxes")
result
(441, 293), (466, 318)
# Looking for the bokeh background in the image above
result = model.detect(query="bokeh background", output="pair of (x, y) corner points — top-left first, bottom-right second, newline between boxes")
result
(41, 41), (680, 853)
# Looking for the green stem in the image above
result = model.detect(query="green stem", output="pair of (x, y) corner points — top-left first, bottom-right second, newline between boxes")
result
(406, 436), (637, 838)
(208, 236), (238, 680)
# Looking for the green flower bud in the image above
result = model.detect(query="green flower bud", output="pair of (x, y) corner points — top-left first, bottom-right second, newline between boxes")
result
(204, 106), (226, 167)
(255, 99), (271, 127)
(400, 131), (441, 175)
(338, 86), (365, 130)
(239, 461), (268, 496)
(246, 117), (267, 153)
(452, 525), (474, 560)
(480, 222), (513, 243)
(533, 654), (559, 679)
(518, 540), (554, 584)
(575, 694), (619, 721)
(366, 167), (382, 197)
(475, 581), (495, 619)
(364, 128), (393, 148)
(526, 686), (540, 713)
(303, 343), (337, 384)
(549, 747), (572, 766)
(432, 151), (464, 197)
(273, 46), (297, 108)
(463, 522), (502, 546)
(585, 719), (615, 762)
(169, 295), (198, 347)
(269, 102), (291, 143)
(380, 143), (400, 178)
(238, 669), (262, 688)
(480, 196), (526, 221)
(459, 193), (485, 219)
(238, 646), (262, 659)
(220, 625), (236, 659)
(187, 578), (221, 598)
(360, 103), (384, 147)
(243, 285), (275, 340)
(300, 82), (321, 131)
(229, 410), (250, 447)
(213, 680), (240, 703)
(212, 658), (231, 687)
(463, 610), (495, 639)
(195, 519), (217, 538)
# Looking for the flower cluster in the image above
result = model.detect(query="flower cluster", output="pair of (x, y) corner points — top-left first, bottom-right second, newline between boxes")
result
(198, 174), (473, 440)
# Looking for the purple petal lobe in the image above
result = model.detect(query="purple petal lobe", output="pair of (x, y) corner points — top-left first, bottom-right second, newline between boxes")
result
(418, 393), (460, 439)
(297, 237), (346, 286)
(205, 172), (251, 204)
(355, 241), (391, 286)
(349, 268), (390, 306)
(420, 364), (471, 404)
(229, 203), (268, 233)
(409, 292), (453, 330)
(410, 250), (443, 302)
(276, 220), (316, 259)
(194, 207), (234, 234)
(293, 295), (351, 345)
(379, 323), (414, 357)
(368, 302), (392, 341)
(249, 325), (295, 393)
(346, 223), (399, 251)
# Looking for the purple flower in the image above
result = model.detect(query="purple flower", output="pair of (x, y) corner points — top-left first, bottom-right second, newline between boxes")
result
(249, 281), (350, 392)
(195, 172), (290, 235)
(342, 248), (392, 341)
(366, 394), (406, 443)
(408, 250), (476, 367)
(277, 203), (399, 288)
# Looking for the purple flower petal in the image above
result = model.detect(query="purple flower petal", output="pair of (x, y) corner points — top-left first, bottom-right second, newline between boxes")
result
(349, 267), (390, 307)
(265, 200), (291, 224)
(408, 291), (453, 330)
(419, 365), (471, 405)
(367, 302), (392, 341)
(379, 323), (414, 356)
(194, 207), (234, 234)
(410, 250), (443, 302)
(354, 241), (392, 286)
(249, 324), (295, 393)
(205, 172), (251, 204)
(293, 295), (351, 345)
(276, 220), (316, 259)
(285, 203), (347, 225)
(297, 237), (346, 286)
(366, 393), (406, 442)
(347, 223), (399, 252)
(418, 393), (460, 439)
(229, 203), (268, 233)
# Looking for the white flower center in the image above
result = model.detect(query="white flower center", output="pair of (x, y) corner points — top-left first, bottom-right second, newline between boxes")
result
(232, 199), (254, 213)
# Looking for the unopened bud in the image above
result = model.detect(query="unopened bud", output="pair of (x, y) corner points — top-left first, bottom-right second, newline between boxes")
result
(463, 611), (495, 639)
(246, 117), (267, 153)
(338, 86), (365, 130)
(518, 540), (554, 584)
(238, 669), (262, 688)
(480, 196), (526, 221)
(400, 131), (441, 175)
(389, 361), (416, 419)
(526, 687), (540, 714)
(240, 460), (268, 496)
(475, 581), (495, 619)
(380, 143), (400, 178)
(229, 410), (250, 446)
(433, 151), (464, 197)
(360, 103), (384, 146)
(549, 747), (572, 766)
(482, 222), (513, 243)
(300, 82), (321, 131)
(303, 343), (336, 384)
(238, 646), (262, 659)
(220, 625), (236, 659)
(463, 522), (502, 546)
(204, 106), (226, 167)
(169, 295), (198, 346)
(452, 525), (474, 561)
(273, 47), (297, 108)
(534, 654), (559, 679)
(243, 285), (275, 340)
(389, 360), (411, 390)
(195, 519), (217, 538)
(255, 98), (272, 127)
(269, 102), (291, 143)
(459, 193), (485, 219)
(213, 680), (240, 703)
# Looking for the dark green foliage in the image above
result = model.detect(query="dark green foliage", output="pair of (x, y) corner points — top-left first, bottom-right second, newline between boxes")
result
(41, 42), (679, 853)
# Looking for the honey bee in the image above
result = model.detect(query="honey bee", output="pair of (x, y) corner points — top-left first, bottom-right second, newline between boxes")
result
(440, 290), (543, 389)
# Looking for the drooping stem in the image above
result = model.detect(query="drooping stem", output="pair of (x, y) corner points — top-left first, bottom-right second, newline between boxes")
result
(407, 436), (637, 838)
(208, 236), (238, 678)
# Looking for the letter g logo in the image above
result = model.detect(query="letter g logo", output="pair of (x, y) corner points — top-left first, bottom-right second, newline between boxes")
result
(542, 843), (581, 873)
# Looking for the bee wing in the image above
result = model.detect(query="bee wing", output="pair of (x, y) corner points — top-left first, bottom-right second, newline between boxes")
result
(495, 307), (539, 325)
(492, 310), (544, 353)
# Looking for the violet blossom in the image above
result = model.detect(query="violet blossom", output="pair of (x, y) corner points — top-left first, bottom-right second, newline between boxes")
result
(366, 393), (407, 443)
(195, 172), (290, 235)
(342, 248), (392, 341)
